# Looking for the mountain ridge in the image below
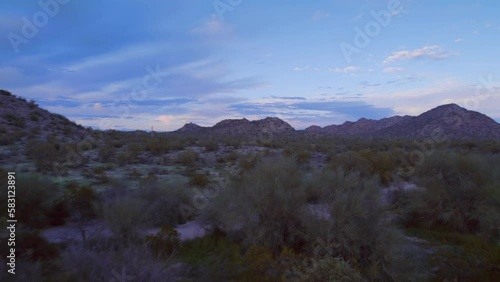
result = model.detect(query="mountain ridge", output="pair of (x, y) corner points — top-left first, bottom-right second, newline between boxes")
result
(175, 103), (500, 139)
(2, 90), (499, 140)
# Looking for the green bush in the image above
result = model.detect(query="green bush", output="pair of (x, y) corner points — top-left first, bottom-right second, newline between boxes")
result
(26, 140), (62, 171)
(238, 153), (258, 171)
(101, 196), (149, 243)
(406, 152), (500, 239)
(189, 173), (210, 187)
(66, 183), (98, 222)
(304, 168), (415, 280)
(7, 175), (63, 228)
(206, 158), (308, 253)
(203, 140), (219, 152)
(177, 149), (199, 166)
(135, 180), (192, 226)
(145, 137), (169, 154)
(146, 226), (180, 259)
(57, 243), (173, 282)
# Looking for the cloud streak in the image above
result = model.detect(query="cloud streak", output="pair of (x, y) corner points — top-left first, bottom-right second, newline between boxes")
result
(383, 45), (453, 63)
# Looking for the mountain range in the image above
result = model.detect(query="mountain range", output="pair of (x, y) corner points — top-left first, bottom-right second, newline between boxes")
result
(177, 104), (500, 139)
(1, 89), (499, 140)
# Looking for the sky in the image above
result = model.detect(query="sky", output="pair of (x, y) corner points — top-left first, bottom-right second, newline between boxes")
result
(1, 0), (499, 131)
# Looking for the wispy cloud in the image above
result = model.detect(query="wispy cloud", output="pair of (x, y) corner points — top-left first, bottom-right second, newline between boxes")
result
(454, 38), (464, 43)
(383, 67), (405, 73)
(192, 15), (231, 36)
(331, 66), (360, 73)
(383, 45), (453, 63)
(293, 65), (319, 71)
(311, 10), (330, 21)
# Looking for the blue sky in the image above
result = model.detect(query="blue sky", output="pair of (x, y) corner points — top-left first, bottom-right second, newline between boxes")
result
(1, 0), (499, 130)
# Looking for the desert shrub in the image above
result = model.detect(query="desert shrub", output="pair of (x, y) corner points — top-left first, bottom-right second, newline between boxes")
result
(284, 256), (365, 282)
(127, 168), (142, 179)
(238, 153), (259, 171)
(28, 99), (38, 109)
(12, 175), (63, 228)
(145, 137), (169, 154)
(0, 89), (12, 96)
(66, 183), (98, 222)
(189, 173), (210, 187)
(0, 134), (18, 145)
(29, 112), (39, 121)
(203, 140), (219, 152)
(101, 196), (149, 243)
(3, 113), (26, 128)
(226, 151), (240, 162)
(327, 151), (372, 177)
(178, 235), (243, 280)
(0, 227), (58, 265)
(16, 229), (60, 261)
(56, 243), (177, 282)
(406, 152), (500, 239)
(304, 169), (412, 280)
(47, 200), (70, 226)
(407, 229), (500, 281)
(26, 140), (62, 171)
(127, 142), (142, 159)
(177, 149), (199, 166)
(146, 226), (180, 259)
(136, 181), (192, 226)
(116, 152), (131, 166)
(294, 150), (312, 164)
(206, 158), (308, 253)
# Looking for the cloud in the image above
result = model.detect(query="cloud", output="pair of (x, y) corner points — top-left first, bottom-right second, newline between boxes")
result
(383, 45), (452, 63)
(293, 65), (319, 71)
(383, 67), (405, 73)
(454, 38), (465, 43)
(311, 10), (330, 21)
(332, 66), (360, 73)
(270, 96), (306, 100)
(192, 15), (231, 36)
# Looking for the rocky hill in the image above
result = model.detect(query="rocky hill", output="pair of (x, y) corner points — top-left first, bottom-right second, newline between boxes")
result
(375, 104), (500, 139)
(2, 89), (499, 141)
(305, 115), (412, 137)
(175, 117), (296, 137)
(0, 90), (89, 145)
(302, 104), (500, 139)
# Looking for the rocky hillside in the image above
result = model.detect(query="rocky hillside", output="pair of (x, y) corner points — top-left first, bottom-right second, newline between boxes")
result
(305, 115), (412, 137)
(303, 104), (500, 139)
(175, 117), (296, 136)
(2, 89), (498, 141)
(375, 104), (500, 139)
(0, 90), (89, 145)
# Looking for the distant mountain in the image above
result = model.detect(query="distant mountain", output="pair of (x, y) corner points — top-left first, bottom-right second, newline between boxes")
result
(175, 117), (296, 136)
(304, 104), (500, 139)
(374, 104), (500, 139)
(2, 89), (498, 141)
(305, 115), (412, 137)
(176, 122), (210, 134)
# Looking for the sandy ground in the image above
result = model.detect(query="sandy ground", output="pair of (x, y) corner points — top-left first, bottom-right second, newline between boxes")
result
(41, 219), (207, 244)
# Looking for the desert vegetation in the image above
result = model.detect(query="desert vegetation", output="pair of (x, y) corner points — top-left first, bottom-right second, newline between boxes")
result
(0, 93), (499, 280)
(1, 128), (499, 281)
